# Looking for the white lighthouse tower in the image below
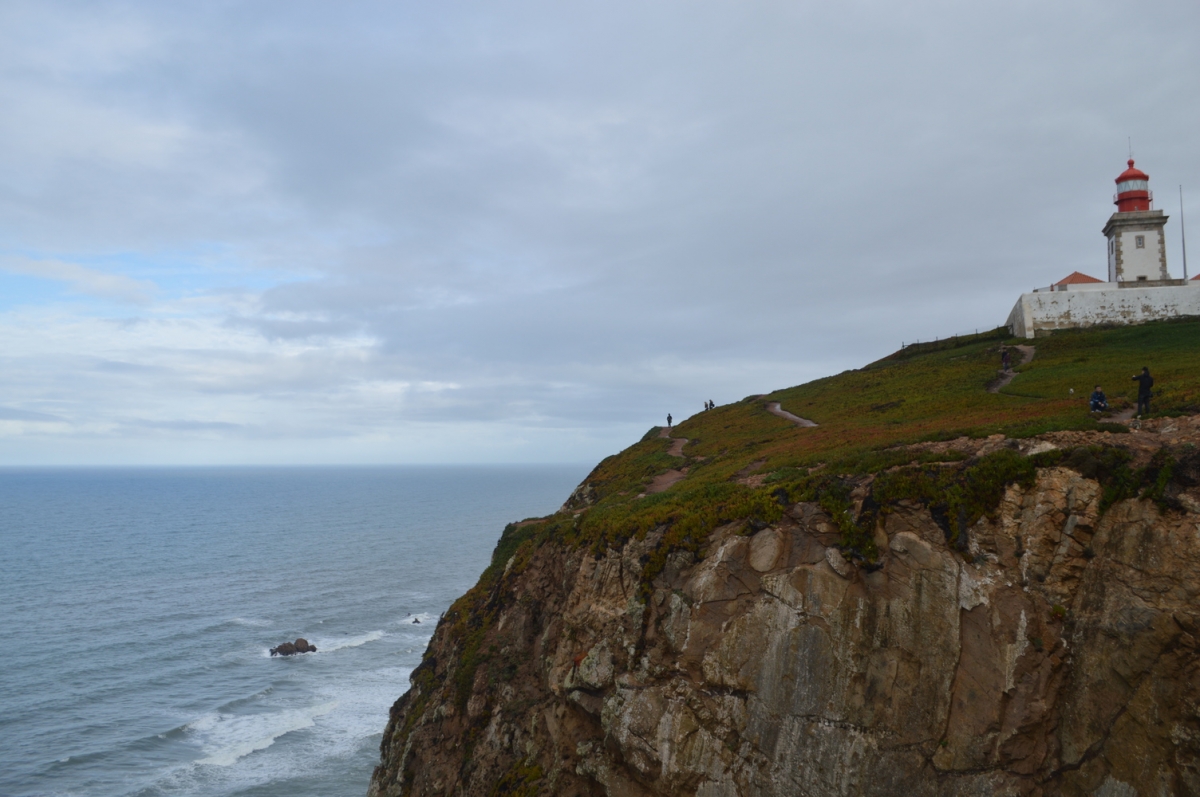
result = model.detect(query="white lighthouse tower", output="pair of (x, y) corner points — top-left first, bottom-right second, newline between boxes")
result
(1005, 156), (1200, 337)
(1102, 159), (1170, 283)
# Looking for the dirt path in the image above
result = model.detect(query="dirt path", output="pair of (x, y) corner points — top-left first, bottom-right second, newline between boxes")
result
(987, 372), (1018, 394)
(649, 401), (813, 496)
(646, 427), (689, 494)
(645, 468), (687, 494)
(987, 345), (1037, 394)
(766, 402), (818, 427)
(986, 345), (1140, 424)
(657, 426), (688, 457)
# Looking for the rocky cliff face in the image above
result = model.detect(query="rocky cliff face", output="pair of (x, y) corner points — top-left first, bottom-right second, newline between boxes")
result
(369, 418), (1200, 797)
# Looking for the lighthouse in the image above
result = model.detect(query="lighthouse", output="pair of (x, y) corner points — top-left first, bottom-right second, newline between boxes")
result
(1005, 154), (1200, 338)
(1102, 159), (1170, 283)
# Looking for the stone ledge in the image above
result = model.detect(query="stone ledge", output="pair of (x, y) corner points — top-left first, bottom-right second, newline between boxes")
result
(1118, 279), (1187, 288)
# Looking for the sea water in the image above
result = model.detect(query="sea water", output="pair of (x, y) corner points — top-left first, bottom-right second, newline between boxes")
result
(0, 465), (588, 797)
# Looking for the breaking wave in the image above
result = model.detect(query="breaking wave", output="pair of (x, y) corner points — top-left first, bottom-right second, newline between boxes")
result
(190, 702), (338, 767)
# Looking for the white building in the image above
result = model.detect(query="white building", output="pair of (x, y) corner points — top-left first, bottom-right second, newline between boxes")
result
(1007, 159), (1199, 338)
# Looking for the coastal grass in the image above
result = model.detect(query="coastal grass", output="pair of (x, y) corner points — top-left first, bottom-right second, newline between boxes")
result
(516, 317), (1199, 569)
(438, 318), (1200, 709)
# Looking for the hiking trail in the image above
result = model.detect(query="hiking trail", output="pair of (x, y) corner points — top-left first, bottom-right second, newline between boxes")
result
(644, 427), (689, 495)
(988, 344), (1036, 394)
(766, 402), (818, 427)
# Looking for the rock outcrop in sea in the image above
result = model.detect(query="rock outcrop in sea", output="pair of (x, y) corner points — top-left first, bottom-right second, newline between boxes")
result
(270, 637), (317, 656)
(369, 415), (1200, 797)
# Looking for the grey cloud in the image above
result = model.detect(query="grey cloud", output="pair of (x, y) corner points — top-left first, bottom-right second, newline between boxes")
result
(94, 358), (168, 373)
(225, 311), (367, 342)
(1, 0), (1198, 462)
(0, 407), (64, 422)
(119, 418), (243, 432)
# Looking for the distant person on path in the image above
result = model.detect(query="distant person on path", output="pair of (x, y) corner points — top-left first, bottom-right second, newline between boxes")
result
(667, 413), (673, 427)
(1001, 349), (1012, 370)
(1132, 367), (1154, 416)
(1089, 386), (1108, 412)
(708, 399), (714, 410)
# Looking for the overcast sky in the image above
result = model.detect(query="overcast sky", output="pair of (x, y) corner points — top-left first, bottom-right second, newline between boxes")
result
(2, 0), (1198, 465)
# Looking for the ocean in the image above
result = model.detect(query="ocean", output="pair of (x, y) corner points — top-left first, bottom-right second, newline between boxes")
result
(0, 465), (588, 797)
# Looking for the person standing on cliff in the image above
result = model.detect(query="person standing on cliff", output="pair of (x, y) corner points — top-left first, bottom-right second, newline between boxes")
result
(1001, 348), (1012, 371)
(667, 413), (672, 428)
(1133, 367), (1154, 416)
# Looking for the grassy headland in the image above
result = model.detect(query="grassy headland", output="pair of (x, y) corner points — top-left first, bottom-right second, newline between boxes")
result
(437, 318), (1200, 704)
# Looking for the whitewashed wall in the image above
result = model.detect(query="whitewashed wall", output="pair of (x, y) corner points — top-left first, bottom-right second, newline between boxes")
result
(1007, 284), (1200, 338)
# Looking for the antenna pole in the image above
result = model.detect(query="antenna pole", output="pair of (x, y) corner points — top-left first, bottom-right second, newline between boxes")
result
(1182, 185), (1189, 280)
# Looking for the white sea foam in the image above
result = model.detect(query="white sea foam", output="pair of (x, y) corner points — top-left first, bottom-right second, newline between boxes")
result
(167, 665), (412, 790)
(314, 629), (385, 653)
(258, 645), (312, 659)
(228, 617), (272, 627)
(191, 702), (338, 767)
(305, 665), (413, 752)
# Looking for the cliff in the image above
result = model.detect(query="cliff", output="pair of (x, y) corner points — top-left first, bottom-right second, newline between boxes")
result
(368, 322), (1200, 797)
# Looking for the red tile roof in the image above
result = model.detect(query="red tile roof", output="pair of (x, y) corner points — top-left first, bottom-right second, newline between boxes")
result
(1054, 271), (1104, 285)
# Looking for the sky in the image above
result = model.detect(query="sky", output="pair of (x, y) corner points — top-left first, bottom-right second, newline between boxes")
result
(2, 0), (1199, 465)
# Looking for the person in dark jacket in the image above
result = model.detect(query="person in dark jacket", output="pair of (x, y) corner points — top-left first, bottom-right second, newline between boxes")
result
(1089, 386), (1108, 412)
(1132, 367), (1154, 416)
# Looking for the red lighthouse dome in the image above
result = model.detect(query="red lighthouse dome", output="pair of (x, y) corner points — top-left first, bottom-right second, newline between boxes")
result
(1114, 159), (1152, 212)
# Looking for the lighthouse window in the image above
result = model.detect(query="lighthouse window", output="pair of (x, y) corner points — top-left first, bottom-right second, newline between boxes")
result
(1135, 235), (1145, 248)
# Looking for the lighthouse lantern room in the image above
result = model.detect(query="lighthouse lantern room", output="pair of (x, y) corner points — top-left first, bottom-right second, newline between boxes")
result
(1102, 159), (1169, 283)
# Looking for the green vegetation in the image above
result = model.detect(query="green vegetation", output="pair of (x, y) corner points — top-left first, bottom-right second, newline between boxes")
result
(438, 318), (1200, 710)
(870, 448), (1055, 544)
(680, 324), (1159, 478)
(442, 520), (546, 711)
(489, 759), (545, 797)
(1005, 319), (1200, 414)
(578, 434), (684, 499)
